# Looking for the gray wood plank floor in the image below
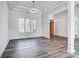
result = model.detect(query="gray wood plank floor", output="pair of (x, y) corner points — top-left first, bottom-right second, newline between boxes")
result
(1, 36), (79, 58)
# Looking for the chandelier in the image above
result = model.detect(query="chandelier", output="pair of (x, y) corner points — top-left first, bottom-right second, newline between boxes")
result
(29, 1), (39, 13)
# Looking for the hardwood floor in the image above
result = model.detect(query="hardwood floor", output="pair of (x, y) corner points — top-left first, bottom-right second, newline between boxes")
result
(1, 36), (79, 58)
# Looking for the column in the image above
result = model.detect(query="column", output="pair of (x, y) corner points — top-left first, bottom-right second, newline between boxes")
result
(67, 1), (75, 54)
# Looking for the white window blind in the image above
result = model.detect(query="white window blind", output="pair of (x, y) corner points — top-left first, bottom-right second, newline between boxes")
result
(18, 18), (36, 33)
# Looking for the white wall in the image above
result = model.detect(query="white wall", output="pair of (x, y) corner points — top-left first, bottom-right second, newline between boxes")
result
(0, 2), (9, 57)
(75, 5), (79, 37)
(42, 14), (50, 38)
(76, 16), (79, 37)
(9, 10), (42, 39)
(54, 10), (68, 37)
(42, 3), (68, 38)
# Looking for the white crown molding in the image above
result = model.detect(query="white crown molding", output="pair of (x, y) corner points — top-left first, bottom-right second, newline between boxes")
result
(11, 7), (41, 15)
(41, 2), (60, 13)
(39, 2), (59, 11)
(13, 8), (30, 13)
(42, 2), (68, 14)
(15, 5), (28, 10)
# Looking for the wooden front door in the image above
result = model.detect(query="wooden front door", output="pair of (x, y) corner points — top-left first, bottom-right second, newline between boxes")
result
(50, 20), (54, 38)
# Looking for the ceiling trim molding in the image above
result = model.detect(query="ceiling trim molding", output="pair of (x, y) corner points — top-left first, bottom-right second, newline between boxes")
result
(15, 5), (29, 10)
(53, 7), (68, 16)
(13, 8), (29, 13)
(11, 7), (41, 15)
(39, 2), (59, 11)
(42, 2), (68, 14)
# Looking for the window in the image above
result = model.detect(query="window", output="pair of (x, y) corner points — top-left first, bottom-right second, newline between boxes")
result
(25, 19), (31, 32)
(18, 18), (24, 32)
(18, 18), (36, 33)
(31, 19), (36, 32)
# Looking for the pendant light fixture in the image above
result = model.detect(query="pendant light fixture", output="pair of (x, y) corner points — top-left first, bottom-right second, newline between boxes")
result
(29, 1), (39, 13)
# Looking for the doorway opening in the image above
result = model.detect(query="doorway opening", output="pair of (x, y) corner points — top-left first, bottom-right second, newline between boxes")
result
(49, 20), (54, 38)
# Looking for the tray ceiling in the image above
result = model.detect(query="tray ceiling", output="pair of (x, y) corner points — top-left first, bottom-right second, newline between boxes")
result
(7, 1), (67, 14)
